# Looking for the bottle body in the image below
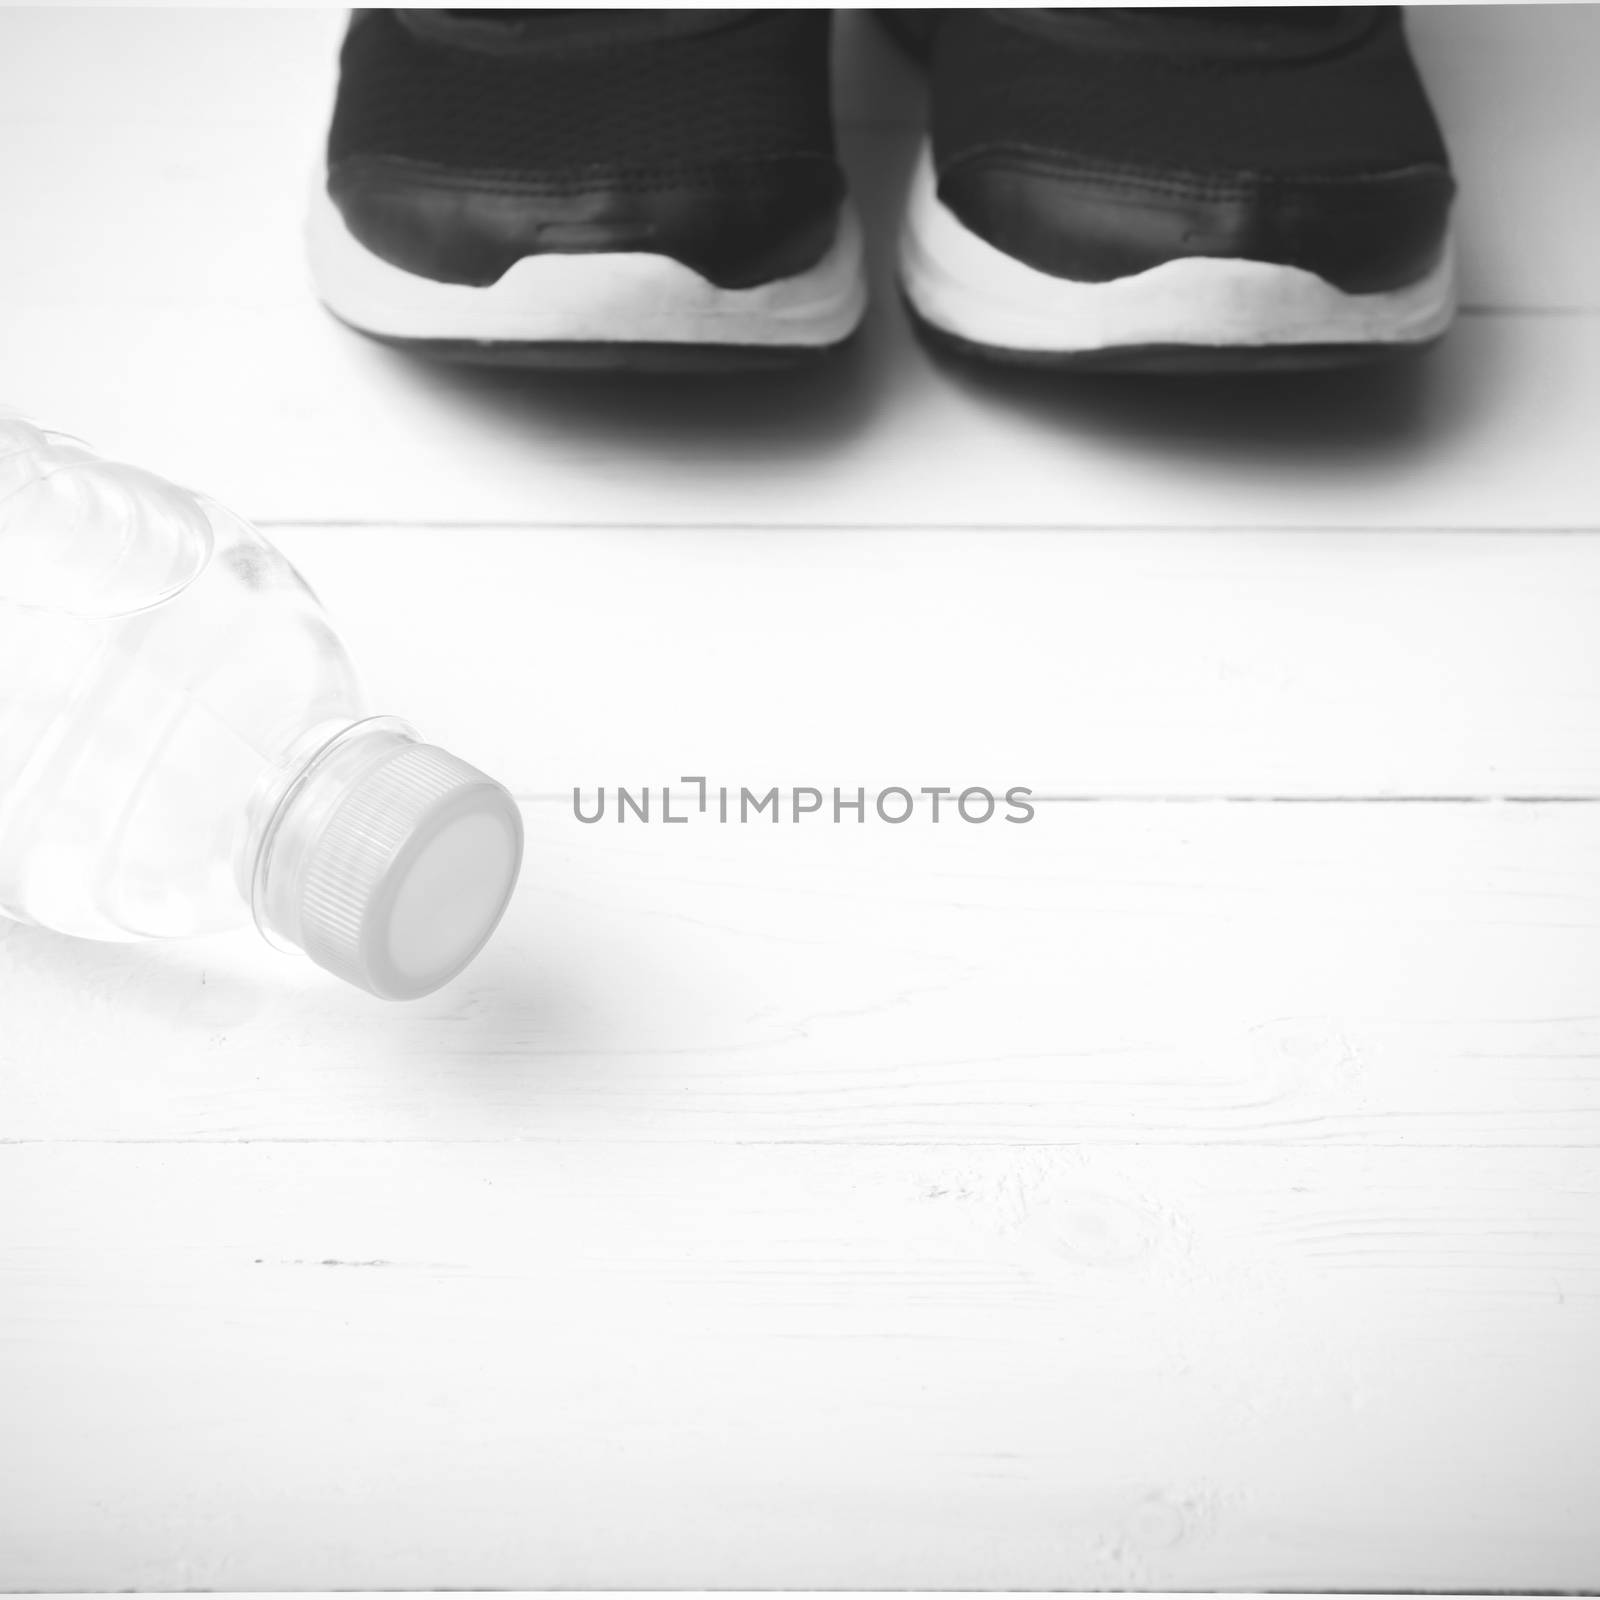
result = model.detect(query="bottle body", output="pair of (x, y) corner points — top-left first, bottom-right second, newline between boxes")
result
(0, 417), (524, 998)
(0, 471), (364, 941)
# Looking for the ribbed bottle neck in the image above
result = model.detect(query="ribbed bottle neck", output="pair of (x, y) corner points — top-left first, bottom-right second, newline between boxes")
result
(246, 716), (419, 956)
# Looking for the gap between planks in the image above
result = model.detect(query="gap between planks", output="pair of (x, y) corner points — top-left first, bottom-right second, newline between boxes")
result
(527, 793), (1600, 805)
(254, 520), (1600, 534)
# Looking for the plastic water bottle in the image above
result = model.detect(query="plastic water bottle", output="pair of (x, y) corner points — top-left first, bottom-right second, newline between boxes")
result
(0, 416), (523, 999)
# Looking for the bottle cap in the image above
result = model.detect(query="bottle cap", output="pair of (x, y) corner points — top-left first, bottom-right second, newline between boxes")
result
(292, 742), (523, 1000)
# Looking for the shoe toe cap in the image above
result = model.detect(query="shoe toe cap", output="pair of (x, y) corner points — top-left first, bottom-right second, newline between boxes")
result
(327, 154), (845, 290)
(938, 154), (1455, 294)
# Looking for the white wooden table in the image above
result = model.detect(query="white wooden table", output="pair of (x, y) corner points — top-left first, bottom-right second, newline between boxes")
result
(3, 7), (1600, 1590)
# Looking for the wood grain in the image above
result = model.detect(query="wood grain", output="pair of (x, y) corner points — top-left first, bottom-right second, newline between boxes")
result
(6, 802), (1600, 1149)
(268, 523), (1600, 800)
(3, 8), (1598, 1593)
(2, 1143), (1596, 1590)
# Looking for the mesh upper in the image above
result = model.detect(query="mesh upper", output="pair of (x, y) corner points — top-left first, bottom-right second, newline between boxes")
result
(928, 7), (1451, 181)
(328, 9), (838, 178)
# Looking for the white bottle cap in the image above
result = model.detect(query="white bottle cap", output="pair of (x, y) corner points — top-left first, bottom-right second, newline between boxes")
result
(290, 742), (523, 1000)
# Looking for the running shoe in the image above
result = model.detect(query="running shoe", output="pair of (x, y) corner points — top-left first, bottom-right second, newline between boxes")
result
(894, 8), (1457, 371)
(310, 9), (867, 369)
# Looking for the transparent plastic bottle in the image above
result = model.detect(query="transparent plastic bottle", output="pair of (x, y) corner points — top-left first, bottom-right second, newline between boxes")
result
(0, 415), (523, 999)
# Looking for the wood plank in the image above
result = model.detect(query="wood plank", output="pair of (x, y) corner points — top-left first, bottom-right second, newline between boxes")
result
(264, 524), (1600, 800)
(10, 299), (1599, 535)
(4, 14), (1596, 1596)
(1, 1141), (1596, 1590)
(3, 11), (1600, 532)
(7, 802), (1600, 1146)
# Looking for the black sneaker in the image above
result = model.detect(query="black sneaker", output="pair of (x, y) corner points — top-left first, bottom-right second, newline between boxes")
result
(895, 8), (1457, 372)
(309, 10), (867, 370)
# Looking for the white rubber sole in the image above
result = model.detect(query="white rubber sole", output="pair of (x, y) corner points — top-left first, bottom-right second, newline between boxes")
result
(307, 180), (868, 350)
(897, 145), (1456, 360)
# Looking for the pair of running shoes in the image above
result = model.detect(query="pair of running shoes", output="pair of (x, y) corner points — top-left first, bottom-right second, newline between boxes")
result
(309, 8), (1457, 374)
